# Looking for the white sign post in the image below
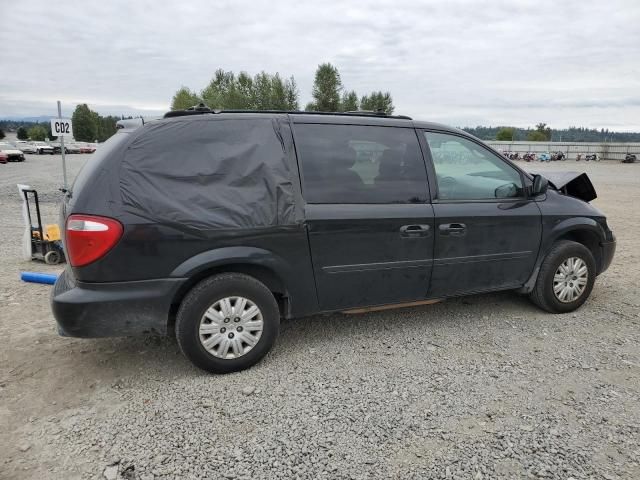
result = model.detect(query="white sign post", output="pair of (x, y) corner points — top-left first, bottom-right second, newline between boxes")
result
(51, 101), (72, 190)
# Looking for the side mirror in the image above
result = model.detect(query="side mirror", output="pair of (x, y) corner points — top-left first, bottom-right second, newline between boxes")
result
(532, 174), (549, 196)
(495, 183), (518, 198)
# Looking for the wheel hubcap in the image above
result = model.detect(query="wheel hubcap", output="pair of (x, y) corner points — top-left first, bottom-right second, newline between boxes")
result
(199, 296), (264, 359)
(553, 257), (588, 303)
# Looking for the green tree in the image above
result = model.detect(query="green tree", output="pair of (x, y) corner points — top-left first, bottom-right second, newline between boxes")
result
(99, 116), (118, 142)
(17, 127), (28, 140)
(91, 111), (103, 142)
(202, 69), (236, 109)
(72, 104), (98, 142)
(309, 63), (342, 111)
(45, 122), (57, 141)
(360, 91), (395, 114)
(27, 125), (47, 141)
(496, 127), (516, 141)
(192, 69), (300, 111)
(252, 71), (273, 110)
(527, 122), (552, 141)
(235, 72), (255, 109)
(0, 128), (4, 140)
(171, 87), (201, 110)
(340, 90), (359, 111)
(284, 76), (299, 110)
(270, 73), (288, 110)
(527, 131), (547, 141)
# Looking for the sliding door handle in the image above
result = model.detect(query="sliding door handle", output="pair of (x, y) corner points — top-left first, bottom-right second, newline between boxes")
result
(439, 223), (467, 236)
(400, 224), (431, 238)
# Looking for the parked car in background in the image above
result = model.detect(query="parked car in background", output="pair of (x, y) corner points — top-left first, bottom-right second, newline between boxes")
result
(15, 141), (38, 154)
(33, 142), (54, 155)
(52, 108), (616, 374)
(64, 144), (83, 154)
(51, 143), (80, 154)
(0, 151), (7, 164)
(0, 142), (25, 162)
(79, 144), (97, 154)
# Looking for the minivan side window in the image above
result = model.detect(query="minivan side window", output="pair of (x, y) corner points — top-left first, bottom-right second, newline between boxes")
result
(295, 124), (428, 204)
(424, 131), (524, 201)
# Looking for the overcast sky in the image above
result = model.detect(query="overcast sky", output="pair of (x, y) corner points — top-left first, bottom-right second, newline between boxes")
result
(1, 0), (639, 129)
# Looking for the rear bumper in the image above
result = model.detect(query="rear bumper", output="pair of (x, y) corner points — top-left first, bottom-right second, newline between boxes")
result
(51, 269), (185, 337)
(599, 237), (616, 274)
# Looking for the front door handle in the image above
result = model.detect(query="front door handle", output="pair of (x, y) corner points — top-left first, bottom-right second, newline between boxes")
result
(439, 223), (467, 237)
(400, 224), (431, 238)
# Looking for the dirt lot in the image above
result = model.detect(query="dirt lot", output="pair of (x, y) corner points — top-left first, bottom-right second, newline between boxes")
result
(1, 154), (639, 480)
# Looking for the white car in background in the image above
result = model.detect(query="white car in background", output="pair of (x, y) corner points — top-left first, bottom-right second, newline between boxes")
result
(64, 143), (83, 154)
(0, 142), (26, 162)
(15, 141), (38, 154)
(32, 142), (54, 155)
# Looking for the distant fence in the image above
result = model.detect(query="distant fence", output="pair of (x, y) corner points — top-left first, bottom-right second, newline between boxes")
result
(484, 141), (640, 162)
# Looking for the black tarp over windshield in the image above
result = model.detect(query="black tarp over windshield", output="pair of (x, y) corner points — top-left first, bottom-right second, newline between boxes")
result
(119, 117), (301, 231)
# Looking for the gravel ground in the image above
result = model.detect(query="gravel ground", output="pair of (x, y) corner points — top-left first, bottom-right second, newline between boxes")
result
(1, 154), (639, 480)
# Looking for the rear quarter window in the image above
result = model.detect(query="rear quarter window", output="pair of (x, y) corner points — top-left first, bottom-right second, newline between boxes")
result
(119, 118), (298, 230)
(71, 131), (129, 198)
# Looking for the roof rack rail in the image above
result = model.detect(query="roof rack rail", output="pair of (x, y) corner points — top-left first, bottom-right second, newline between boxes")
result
(164, 104), (412, 120)
(163, 103), (217, 118)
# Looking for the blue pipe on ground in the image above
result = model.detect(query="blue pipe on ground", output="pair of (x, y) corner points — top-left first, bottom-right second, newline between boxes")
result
(21, 272), (58, 285)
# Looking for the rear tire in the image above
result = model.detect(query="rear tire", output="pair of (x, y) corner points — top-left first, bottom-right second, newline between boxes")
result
(175, 273), (280, 374)
(529, 240), (596, 313)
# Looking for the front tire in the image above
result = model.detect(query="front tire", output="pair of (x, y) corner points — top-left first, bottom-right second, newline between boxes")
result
(529, 240), (596, 313)
(175, 273), (280, 374)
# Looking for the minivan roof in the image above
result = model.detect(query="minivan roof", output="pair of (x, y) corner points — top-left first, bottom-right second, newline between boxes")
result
(158, 106), (463, 135)
(164, 104), (413, 120)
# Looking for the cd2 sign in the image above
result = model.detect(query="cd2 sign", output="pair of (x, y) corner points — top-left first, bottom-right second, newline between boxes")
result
(50, 119), (73, 137)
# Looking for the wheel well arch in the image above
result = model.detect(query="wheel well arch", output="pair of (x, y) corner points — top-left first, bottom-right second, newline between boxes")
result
(167, 263), (289, 332)
(519, 226), (604, 294)
(554, 229), (602, 271)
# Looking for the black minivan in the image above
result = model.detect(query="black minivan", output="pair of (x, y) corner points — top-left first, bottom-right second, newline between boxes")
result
(52, 108), (616, 373)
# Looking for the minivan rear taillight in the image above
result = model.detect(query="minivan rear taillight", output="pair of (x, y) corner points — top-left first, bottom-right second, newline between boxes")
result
(65, 215), (123, 267)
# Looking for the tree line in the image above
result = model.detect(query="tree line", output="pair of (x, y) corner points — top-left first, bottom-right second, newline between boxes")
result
(70, 104), (120, 142)
(171, 63), (395, 114)
(466, 124), (640, 143)
(3, 106), (120, 143)
(9, 121), (57, 142)
(18, 124), (49, 141)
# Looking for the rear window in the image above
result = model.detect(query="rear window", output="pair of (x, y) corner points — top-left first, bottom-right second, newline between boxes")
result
(294, 124), (428, 204)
